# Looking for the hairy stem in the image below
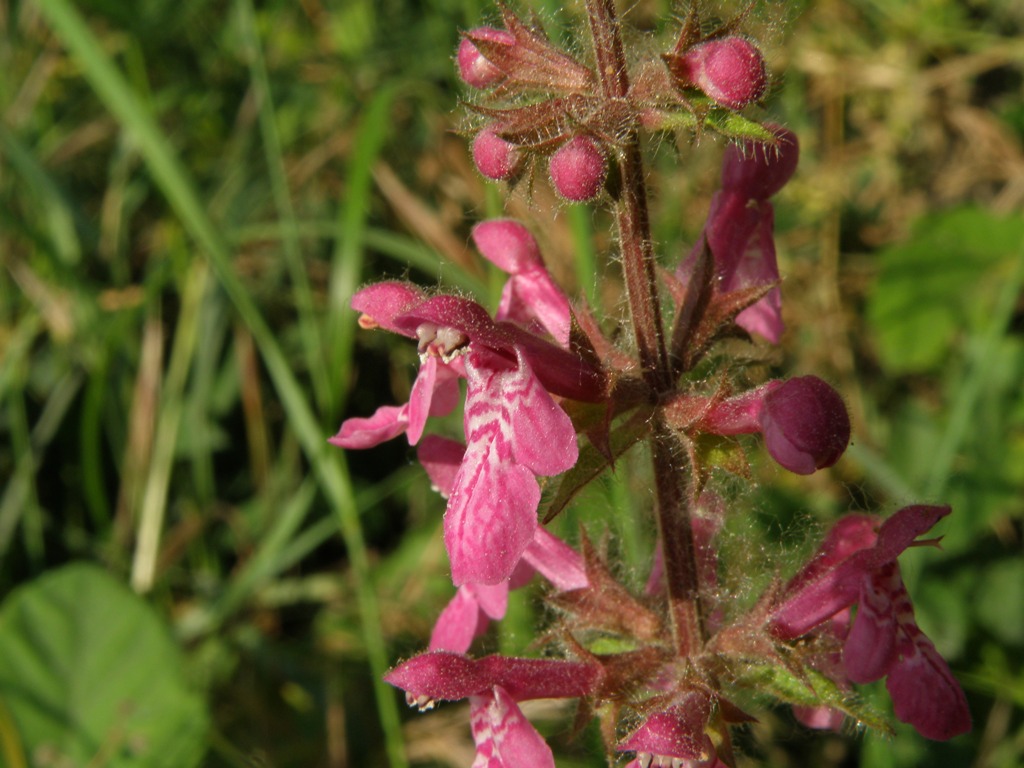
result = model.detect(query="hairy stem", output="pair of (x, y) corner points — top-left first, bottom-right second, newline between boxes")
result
(585, 0), (669, 393)
(651, 421), (704, 656)
(585, 0), (704, 655)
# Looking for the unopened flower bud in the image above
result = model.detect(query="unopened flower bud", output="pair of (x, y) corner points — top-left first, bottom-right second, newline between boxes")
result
(678, 36), (767, 110)
(722, 124), (799, 200)
(456, 27), (514, 89)
(472, 126), (522, 181)
(548, 135), (607, 202)
(759, 376), (850, 474)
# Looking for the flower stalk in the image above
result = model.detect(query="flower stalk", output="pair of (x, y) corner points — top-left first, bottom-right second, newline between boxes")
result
(587, 0), (706, 660)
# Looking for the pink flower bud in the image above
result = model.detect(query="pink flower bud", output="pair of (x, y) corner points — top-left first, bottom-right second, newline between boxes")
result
(548, 135), (607, 202)
(456, 27), (514, 89)
(722, 124), (799, 200)
(680, 36), (767, 110)
(759, 376), (850, 474)
(471, 126), (521, 181)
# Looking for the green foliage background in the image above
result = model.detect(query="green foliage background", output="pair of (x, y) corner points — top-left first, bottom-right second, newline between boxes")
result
(0, 0), (1022, 766)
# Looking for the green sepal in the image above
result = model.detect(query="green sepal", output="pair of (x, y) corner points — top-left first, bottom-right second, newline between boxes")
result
(703, 110), (778, 143)
(730, 657), (894, 736)
(585, 635), (642, 655)
(693, 433), (749, 478)
(649, 102), (777, 145)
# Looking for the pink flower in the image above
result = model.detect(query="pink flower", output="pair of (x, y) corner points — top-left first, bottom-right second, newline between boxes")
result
(329, 284), (461, 449)
(386, 651), (601, 768)
(472, 126), (523, 181)
(457, 27), (515, 89)
(333, 280), (604, 587)
(676, 126), (798, 343)
(695, 376), (850, 474)
(770, 505), (971, 741)
(444, 346), (575, 585)
(428, 522), (588, 652)
(470, 686), (554, 768)
(721, 126), (799, 201)
(618, 692), (716, 766)
(674, 37), (768, 110)
(472, 220), (571, 345)
(548, 135), (608, 202)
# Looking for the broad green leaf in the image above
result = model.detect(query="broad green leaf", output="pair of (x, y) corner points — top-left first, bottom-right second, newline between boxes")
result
(0, 563), (208, 768)
(975, 558), (1024, 646)
(867, 208), (1024, 374)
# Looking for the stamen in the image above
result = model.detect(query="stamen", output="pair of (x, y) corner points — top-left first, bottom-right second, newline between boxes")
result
(403, 692), (438, 712)
(416, 323), (439, 355)
(415, 322), (469, 362)
(435, 326), (470, 360)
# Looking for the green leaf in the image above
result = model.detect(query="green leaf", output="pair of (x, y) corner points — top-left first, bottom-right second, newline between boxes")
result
(975, 558), (1024, 646)
(0, 563), (208, 768)
(867, 208), (1024, 374)
(541, 409), (651, 523)
(729, 657), (893, 735)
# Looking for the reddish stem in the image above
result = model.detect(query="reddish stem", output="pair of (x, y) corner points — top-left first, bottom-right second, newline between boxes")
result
(585, 0), (704, 656)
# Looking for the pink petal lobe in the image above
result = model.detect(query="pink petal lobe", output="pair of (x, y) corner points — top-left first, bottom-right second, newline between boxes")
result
(732, 203), (784, 342)
(329, 404), (408, 449)
(506, 328), (606, 402)
(869, 504), (952, 566)
(407, 357), (460, 445)
(793, 705), (846, 732)
(429, 587), (491, 653)
(385, 651), (488, 700)
(618, 695), (715, 760)
(445, 373), (540, 589)
(395, 295), (513, 353)
(417, 436), (467, 498)
(471, 581), (511, 620)
(446, 350), (576, 586)
(504, 348), (578, 476)
(350, 282), (426, 336)
(499, 274), (571, 346)
(470, 687), (554, 768)
(886, 631), (971, 740)
(472, 219), (543, 274)
(446, 441), (539, 586)
(523, 527), (587, 592)
(843, 566), (899, 684)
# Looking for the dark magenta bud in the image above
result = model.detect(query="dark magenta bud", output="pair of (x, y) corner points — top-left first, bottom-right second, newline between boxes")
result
(722, 124), (800, 200)
(456, 27), (514, 89)
(679, 36), (767, 110)
(759, 376), (851, 474)
(471, 126), (522, 181)
(548, 135), (607, 202)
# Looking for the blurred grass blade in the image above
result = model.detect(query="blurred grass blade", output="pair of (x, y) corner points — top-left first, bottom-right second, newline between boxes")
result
(34, 2), (407, 764)
(328, 85), (397, 417)
(227, 221), (488, 296)
(566, 204), (598, 307)
(131, 260), (206, 593)
(0, 123), (81, 266)
(235, 0), (332, 415)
